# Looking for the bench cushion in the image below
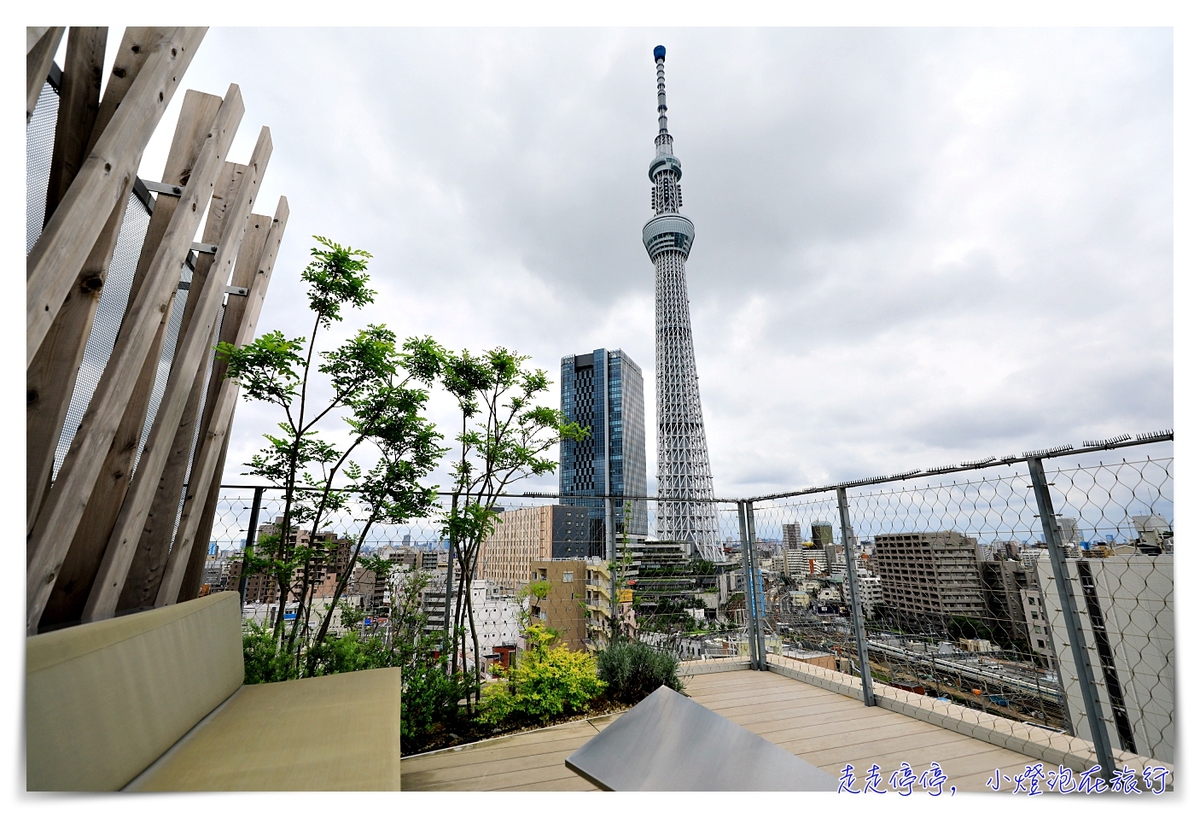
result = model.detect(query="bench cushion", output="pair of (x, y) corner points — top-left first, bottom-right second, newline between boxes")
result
(26, 592), (244, 791)
(129, 667), (403, 790)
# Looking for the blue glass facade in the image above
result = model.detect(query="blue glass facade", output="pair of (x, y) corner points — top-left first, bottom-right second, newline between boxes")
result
(559, 349), (649, 555)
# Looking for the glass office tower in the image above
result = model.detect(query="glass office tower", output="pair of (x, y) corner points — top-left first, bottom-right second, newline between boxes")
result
(559, 348), (648, 555)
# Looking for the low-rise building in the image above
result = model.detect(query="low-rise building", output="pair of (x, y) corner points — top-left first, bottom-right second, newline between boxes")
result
(530, 559), (588, 651)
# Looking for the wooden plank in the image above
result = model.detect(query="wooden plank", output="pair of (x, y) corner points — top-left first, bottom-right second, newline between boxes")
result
(26, 84), (243, 635)
(83, 29), (158, 156)
(496, 775), (598, 791)
(175, 424), (230, 602)
(26, 27), (64, 122)
(26, 182), (133, 526)
(84, 128), (272, 622)
(28, 27), (54, 53)
(120, 212), (270, 610)
(403, 735), (598, 785)
(27, 28), (205, 367)
(764, 716), (946, 756)
(26, 32), (175, 529)
(175, 209), (285, 604)
(402, 726), (602, 773)
(45, 27), (107, 223)
(37, 91), (225, 630)
(108, 164), (247, 610)
(154, 195), (288, 607)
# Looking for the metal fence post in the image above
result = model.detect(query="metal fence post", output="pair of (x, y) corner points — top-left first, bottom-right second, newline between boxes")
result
(737, 501), (760, 669)
(237, 486), (263, 609)
(745, 501), (767, 669)
(1027, 456), (1115, 780)
(836, 487), (876, 707)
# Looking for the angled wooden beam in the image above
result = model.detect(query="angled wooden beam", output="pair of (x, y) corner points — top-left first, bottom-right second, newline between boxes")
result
(120, 211), (273, 611)
(28, 27), (205, 367)
(85, 127), (272, 622)
(123, 164), (248, 556)
(26, 36), (192, 529)
(28, 27), (54, 53)
(27, 27), (64, 122)
(176, 208), (287, 603)
(158, 196), (289, 607)
(27, 84), (243, 635)
(35, 92), (224, 629)
(45, 27), (107, 223)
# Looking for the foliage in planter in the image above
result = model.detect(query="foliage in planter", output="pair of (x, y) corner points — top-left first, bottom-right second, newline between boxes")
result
(596, 639), (684, 705)
(224, 236), (444, 678)
(242, 619), (299, 684)
(478, 624), (606, 726)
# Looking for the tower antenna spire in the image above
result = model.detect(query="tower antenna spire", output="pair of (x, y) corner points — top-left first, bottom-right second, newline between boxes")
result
(642, 45), (719, 560)
(654, 44), (669, 136)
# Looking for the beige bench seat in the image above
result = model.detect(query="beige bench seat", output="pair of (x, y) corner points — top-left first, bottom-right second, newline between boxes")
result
(26, 591), (401, 791)
(129, 667), (401, 790)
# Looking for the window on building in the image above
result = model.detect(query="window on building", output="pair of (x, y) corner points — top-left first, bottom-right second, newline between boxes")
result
(563, 572), (574, 582)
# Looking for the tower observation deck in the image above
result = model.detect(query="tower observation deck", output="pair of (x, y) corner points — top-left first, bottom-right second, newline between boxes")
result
(642, 45), (719, 560)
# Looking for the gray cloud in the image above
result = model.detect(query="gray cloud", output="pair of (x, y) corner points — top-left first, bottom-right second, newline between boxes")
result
(130, 27), (1171, 498)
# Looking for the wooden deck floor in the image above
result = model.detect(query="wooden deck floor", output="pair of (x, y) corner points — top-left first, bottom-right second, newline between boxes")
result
(401, 668), (1047, 792)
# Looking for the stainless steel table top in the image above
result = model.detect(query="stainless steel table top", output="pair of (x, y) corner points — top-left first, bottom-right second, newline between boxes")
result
(565, 684), (840, 791)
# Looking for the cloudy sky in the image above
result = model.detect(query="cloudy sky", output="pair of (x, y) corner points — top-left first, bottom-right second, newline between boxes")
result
(116, 27), (1173, 498)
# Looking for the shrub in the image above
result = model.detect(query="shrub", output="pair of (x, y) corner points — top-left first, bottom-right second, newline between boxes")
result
(402, 659), (472, 746)
(242, 619), (298, 684)
(596, 639), (683, 705)
(479, 624), (606, 726)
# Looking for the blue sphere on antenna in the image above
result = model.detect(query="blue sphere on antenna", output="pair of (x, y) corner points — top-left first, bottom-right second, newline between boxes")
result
(654, 45), (666, 61)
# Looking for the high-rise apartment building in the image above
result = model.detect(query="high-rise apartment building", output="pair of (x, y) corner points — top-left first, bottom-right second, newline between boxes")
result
(476, 505), (590, 594)
(782, 523), (804, 550)
(872, 531), (985, 623)
(642, 46), (719, 560)
(559, 348), (648, 554)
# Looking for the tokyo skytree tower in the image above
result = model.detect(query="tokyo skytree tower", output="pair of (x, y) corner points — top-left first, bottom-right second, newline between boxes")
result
(642, 45), (719, 560)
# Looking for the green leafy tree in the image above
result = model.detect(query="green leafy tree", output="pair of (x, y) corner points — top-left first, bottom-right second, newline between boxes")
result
(435, 348), (588, 702)
(221, 236), (444, 675)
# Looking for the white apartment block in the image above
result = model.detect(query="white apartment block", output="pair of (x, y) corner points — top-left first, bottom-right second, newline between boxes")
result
(1021, 586), (1056, 667)
(1035, 554), (1174, 763)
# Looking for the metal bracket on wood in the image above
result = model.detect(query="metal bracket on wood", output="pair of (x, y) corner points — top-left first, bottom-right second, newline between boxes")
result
(191, 242), (218, 255)
(142, 180), (185, 197)
(225, 286), (248, 296)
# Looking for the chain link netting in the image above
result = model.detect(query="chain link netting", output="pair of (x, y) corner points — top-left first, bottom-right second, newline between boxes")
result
(204, 492), (752, 663)
(748, 441), (1172, 769)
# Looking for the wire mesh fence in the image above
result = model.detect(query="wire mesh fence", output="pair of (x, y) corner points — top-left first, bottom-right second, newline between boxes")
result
(745, 438), (1173, 771)
(203, 491), (752, 666)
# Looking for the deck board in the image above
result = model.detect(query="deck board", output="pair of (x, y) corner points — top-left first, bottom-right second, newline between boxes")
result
(401, 667), (1071, 792)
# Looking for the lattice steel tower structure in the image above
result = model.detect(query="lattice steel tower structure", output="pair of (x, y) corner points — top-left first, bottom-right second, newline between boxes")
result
(642, 45), (719, 560)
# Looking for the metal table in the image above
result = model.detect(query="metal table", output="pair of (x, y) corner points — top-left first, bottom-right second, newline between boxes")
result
(565, 685), (840, 791)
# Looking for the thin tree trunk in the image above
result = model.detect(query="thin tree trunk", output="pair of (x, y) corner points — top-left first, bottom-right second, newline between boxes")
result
(466, 580), (481, 704)
(308, 514), (376, 675)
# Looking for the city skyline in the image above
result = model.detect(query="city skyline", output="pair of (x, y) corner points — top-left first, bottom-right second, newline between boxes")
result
(107, 27), (1171, 499)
